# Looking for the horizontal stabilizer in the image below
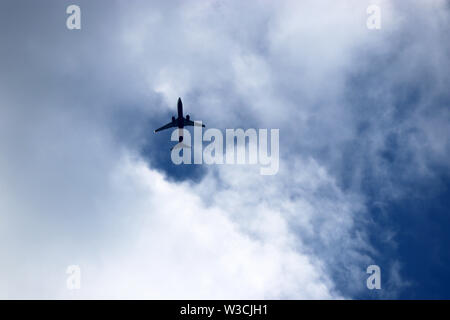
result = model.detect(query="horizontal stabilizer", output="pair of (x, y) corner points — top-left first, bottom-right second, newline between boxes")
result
(170, 142), (191, 151)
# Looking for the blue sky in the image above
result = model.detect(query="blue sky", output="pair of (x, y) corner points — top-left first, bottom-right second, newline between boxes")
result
(0, 0), (449, 299)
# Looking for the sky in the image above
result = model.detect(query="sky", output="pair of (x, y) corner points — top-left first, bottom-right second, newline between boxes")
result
(0, 0), (449, 299)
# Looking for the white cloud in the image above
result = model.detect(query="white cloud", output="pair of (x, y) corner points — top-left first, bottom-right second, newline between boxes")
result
(0, 0), (448, 299)
(1, 151), (358, 299)
(72, 156), (347, 299)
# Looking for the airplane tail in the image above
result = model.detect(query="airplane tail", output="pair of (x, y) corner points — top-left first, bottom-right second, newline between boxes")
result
(169, 127), (191, 150)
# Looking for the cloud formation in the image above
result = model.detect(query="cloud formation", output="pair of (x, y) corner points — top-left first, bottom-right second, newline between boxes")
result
(0, 0), (449, 298)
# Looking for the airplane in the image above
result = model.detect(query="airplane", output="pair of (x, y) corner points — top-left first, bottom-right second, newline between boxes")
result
(154, 97), (205, 143)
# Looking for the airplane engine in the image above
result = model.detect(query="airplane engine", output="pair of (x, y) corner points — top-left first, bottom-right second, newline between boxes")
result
(186, 115), (190, 120)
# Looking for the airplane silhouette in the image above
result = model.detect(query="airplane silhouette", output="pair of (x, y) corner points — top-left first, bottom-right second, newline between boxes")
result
(154, 97), (205, 143)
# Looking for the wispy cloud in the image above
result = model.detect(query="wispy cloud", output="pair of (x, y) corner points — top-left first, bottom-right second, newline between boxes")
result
(0, 0), (448, 298)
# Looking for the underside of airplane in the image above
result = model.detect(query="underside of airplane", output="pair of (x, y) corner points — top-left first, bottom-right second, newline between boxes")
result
(154, 97), (205, 142)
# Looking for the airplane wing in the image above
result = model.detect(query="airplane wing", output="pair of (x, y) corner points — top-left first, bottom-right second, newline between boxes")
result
(154, 121), (176, 133)
(183, 117), (205, 127)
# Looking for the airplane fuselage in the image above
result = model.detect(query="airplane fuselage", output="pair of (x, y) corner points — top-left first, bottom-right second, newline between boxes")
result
(154, 97), (203, 144)
(176, 98), (184, 128)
